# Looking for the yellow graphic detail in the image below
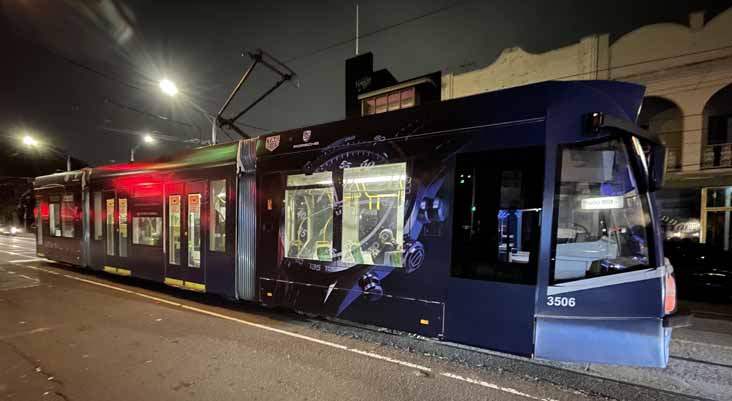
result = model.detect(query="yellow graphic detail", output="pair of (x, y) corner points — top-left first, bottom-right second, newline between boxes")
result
(266, 292), (273, 297)
(104, 266), (132, 276)
(164, 277), (205, 293)
(419, 319), (429, 325)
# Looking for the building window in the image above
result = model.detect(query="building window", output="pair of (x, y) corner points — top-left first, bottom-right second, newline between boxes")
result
(49, 203), (61, 237)
(133, 217), (162, 246)
(708, 114), (732, 145)
(362, 87), (418, 116)
(210, 179), (226, 252)
(61, 195), (75, 238)
(284, 171), (334, 261)
(342, 163), (406, 267)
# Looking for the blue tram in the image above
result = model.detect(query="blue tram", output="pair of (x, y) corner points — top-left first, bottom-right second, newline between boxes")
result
(33, 80), (679, 367)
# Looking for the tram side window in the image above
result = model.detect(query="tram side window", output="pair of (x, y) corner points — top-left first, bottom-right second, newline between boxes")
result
(284, 171), (334, 261)
(61, 196), (75, 238)
(210, 179), (226, 252)
(342, 163), (406, 267)
(93, 192), (103, 240)
(133, 217), (162, 246)
(552, 140), (650, 283)
(451, 147), (544, 284)
(49, 203), (61, 237)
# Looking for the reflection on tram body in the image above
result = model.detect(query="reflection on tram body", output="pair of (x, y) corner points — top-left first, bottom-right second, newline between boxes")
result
(554, 139), (650, 282)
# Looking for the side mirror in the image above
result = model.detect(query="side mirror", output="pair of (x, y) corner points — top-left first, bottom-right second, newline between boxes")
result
(649, 144), (666, 192)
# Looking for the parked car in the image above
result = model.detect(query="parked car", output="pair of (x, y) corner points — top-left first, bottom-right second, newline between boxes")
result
(664, 239), (732, 301)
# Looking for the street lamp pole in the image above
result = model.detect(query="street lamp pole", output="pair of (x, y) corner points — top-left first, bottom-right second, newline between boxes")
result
(159, 79), (219, 145)
(22, 135), (72, 172)
(130, 134), (155, 162)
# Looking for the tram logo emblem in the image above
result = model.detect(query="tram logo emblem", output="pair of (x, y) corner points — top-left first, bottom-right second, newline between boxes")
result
(265, 135), (280, 152)
(302, 130), (311, 142)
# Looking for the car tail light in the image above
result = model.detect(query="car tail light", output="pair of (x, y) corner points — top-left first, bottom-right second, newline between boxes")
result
(664, 274), (677, 315)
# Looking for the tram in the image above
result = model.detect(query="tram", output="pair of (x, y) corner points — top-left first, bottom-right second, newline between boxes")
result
(33, 80), (679, 367)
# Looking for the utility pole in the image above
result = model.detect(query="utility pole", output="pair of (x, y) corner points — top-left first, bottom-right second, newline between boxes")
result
(355, 4), (360, 55)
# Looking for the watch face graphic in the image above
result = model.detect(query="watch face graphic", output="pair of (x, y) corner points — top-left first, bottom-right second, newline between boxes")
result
(272, 126), (455, 316)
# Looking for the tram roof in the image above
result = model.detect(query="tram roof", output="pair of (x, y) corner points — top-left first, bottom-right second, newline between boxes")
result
(254, 80), (645, 158)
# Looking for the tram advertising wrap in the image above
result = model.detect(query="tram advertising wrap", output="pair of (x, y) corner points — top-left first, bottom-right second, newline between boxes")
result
(33, 80), (680, 368)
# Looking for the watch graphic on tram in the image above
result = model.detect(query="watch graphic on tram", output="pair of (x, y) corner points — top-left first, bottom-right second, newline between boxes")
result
(280, 131), (448, 314)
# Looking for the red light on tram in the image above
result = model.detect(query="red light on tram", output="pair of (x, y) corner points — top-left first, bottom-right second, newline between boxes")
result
(664, 274), (677, 315)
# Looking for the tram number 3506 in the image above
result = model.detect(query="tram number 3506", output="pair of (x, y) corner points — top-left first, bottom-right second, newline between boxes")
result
(546, 296), (576, 307)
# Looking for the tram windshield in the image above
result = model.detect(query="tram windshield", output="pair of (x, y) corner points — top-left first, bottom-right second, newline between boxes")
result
(553, 138), (651, 283)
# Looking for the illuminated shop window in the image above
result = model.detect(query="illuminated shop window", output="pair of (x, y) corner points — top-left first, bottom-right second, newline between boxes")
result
(342, 162), (406, 267)
(93, 192), (103, 240)
(188, 193), (202, 268)
(284, 171), (334, 261)
(168, 195), (181, 265)
(210, 179), (226, 252)
(49, 203), (61, 237)
(106, 198), (115, 256)
(133, 217), (162, 246)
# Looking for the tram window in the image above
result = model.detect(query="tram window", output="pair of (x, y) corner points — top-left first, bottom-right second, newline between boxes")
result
(168, 195), (182, 265)
(133, 217), (162, 246)
(552, 139), (650, 283)
(210, 179), (226, 252)
(118, 198), (128, 257)
(106, 199), (115, 256)
(49, 203), (61, 237)
(451, 147), (544, 284)
(61, 195), (75, 238)
(36, 203), (43, 245)
(284, 171), (334, 261)
(342, 163), (406, 267)
(93, 192), (103, 240)
(188, 193), (202, 268)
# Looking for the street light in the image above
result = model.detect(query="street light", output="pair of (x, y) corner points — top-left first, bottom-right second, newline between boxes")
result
(130, 133), (156, 162)
(158, 78), (219, 145)
(20, 134), (71, 171)
(22, 135), (38, 146)
(159, 79), (178, 97)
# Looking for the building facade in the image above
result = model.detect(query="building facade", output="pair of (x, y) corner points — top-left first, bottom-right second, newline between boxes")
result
(442, 8), (732, 250)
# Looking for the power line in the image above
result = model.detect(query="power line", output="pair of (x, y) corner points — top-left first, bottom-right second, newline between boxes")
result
(283, 0), (470, 64)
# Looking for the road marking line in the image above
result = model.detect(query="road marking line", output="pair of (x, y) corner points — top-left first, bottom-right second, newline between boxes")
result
(9, 258), (48, 263)
(18, 274), (38, 281)
(440, 372), (559, 401)
(19, 264), (571, 401)
(22, 265), (433, 372)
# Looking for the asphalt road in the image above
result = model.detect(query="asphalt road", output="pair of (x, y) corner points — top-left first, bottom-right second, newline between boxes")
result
(0, 234), (611, 401)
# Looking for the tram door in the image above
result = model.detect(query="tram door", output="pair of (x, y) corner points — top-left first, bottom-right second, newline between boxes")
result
(100, 190), (130, 273)
(446, 147), (545, 356)
(164, 181), (207, 291)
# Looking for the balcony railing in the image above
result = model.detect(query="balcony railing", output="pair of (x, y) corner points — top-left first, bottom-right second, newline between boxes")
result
(665, 146), (682, 172)
(702, 143), (732, 170)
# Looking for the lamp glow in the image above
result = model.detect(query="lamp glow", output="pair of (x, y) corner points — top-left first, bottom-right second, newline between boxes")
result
(143, 134), (155, 144)
(22, 135), (38, 146)
(159, 79), (178, 96)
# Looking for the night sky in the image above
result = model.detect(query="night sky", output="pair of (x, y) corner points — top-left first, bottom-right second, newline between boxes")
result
(2, 0), (731, 167)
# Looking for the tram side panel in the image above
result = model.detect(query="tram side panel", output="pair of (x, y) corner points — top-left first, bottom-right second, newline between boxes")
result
(34, 177), (84, 266)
